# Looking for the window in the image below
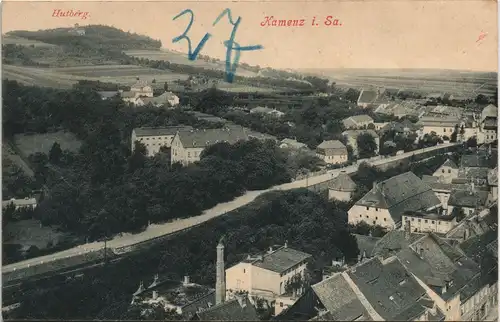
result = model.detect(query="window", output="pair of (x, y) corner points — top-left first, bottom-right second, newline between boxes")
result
(243, 269), (246, 273)
(418, 219), (422, 222)
(188, 152), (191, 157)
(442, 169), (445, 173)
(376, 208), (379, 211)
(366, 207), (369, 210)
(366, 215), (369, 219)
(384, 218), (387, 221)
(360, 215), (362, 218)
(373, 221), (376, 225)
(411, 218), (415, 221)
(448, 169), (451, 173)
(280, 302), (284, 307)
(443, 129), (446, 132)
(432, 221), (435, 224)
(424, 220), (428, 223)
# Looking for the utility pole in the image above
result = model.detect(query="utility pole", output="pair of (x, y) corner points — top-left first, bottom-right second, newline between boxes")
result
(104, 238), (107, 265)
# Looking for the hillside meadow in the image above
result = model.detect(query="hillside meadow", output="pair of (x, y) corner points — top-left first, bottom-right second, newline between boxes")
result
(125, 49), (260, 78)
(2, 64), (189, 89)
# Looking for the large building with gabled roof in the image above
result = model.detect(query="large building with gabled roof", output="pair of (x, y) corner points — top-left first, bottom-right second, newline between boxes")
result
(276, 256), (445, 321)
(347, 172), (442, 229)
(170, 126), (249, 165)
(131, 126), (194, 156)
(225, 244), (312, 301)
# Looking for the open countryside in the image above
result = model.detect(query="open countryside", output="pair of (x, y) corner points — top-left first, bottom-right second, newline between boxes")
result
(3, 64), (189, 89)
(303, 68), (497, 97)
(2, 36), (57, 47)
(125, 49), (260, 78)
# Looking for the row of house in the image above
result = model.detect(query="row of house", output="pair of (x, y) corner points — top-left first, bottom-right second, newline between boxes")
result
(130, 209), (496, 321)
(132, 124), (274, 166)
(99, 80), (180, 107)
(277, 219), (497, 321)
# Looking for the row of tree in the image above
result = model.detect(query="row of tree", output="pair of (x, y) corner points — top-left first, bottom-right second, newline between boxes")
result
(2, 81), (296, 241)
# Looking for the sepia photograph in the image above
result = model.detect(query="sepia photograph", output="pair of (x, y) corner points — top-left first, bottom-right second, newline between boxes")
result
(1, 0), (498, 321)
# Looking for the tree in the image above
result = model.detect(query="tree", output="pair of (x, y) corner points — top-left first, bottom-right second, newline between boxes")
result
(356, 133), (378, 158)
(151, 78), (156, 84)
(466, 136), (478, 148)
(475, 94), (489, 105)
(450, 131), (458, 143)
(163, 82), (169, 92)
(49, 142), (63, 164)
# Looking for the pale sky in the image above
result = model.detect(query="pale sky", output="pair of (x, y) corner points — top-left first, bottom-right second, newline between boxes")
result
(2, 1), (498, 71)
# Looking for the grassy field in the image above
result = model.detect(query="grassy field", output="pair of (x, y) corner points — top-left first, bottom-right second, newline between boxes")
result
(125, 49), (259, 78)
(13, 131), (82, 157)
(3, 64), (189, 89)
(302, 68), (497, 97)
(2, 36), (57, 47)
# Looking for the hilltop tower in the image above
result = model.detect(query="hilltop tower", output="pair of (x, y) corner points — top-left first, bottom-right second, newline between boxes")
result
(215, 239), (226, 305)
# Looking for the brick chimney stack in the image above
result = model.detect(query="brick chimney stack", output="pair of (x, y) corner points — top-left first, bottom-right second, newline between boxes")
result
(216, 239), (226, 305)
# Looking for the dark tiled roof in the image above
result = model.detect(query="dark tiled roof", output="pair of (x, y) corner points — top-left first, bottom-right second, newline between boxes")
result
(356, 172), (442, 222)
(252, 247), (312, 273)
(194, 297), (259, 321)
(445, 217), (491, 240)
(460, 154), (490, 168)
(442, 159), (459, 169)
(458, 167), (490, 181)
(316, 140), (347, 156)
(354, 234), (381, 257)
(448, 189), (489, 208)
(483, 118), (498, 129)
(347, 257), (428, 321)
(311, 273), (371, 321)
(459, 229), (497, 263)
(372, 230), (425, 259)
(133, 126), (193, 137)
(328, 173), (357, 192)
(178, 127), (248, 148)
(396, 234), (480, 301)
(358, 90), (378, 104)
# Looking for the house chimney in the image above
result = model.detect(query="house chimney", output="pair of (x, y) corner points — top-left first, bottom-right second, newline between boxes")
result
(373, 181), (378, 190)
(183, 275), (190, 285)
(268, 247), (273, 254)
(216, 239), (226, 305)
(284, 241), (288, 248)
(441, 284), (447, 295)
(405, 220), (411, 240)
(152, 290), (158, 300)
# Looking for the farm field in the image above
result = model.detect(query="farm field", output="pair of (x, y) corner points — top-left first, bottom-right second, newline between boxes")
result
(13, 131), (82, 158)
(2, 36), (57, 47)
(302, 68), (497, 97)
(3, 64), (190, 89)
(125, 49), (259, 78)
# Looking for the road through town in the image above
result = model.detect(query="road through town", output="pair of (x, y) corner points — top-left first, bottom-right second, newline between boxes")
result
(2, 143), (457, 275)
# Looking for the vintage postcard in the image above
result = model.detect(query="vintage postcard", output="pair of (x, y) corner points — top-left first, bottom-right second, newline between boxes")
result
(1, 0), (498, 321)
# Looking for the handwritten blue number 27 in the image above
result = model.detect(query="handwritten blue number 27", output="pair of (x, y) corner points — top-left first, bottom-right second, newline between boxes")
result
(172, 8), (263, 83)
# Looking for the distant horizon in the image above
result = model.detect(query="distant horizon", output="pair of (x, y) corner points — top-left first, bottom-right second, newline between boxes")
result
(2, 1), (497, 71)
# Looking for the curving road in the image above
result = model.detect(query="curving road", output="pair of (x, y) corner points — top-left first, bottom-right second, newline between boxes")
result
(2, 143), (457, 275)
